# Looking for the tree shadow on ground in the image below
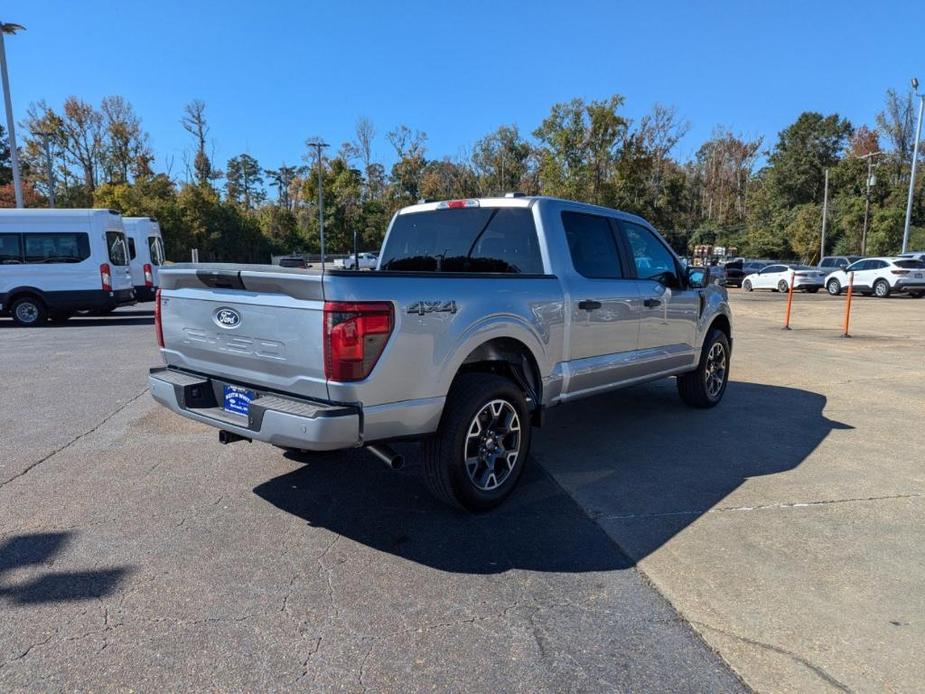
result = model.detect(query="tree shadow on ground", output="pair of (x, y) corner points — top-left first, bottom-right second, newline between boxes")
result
(0, 532), (131, 604)
(254, 380), (849, 573)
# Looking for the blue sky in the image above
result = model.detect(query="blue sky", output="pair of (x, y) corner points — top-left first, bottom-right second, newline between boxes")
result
(7, 0), (924, 175)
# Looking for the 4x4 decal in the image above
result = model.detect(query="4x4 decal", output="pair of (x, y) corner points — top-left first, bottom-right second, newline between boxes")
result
(407, 300), (457, 316)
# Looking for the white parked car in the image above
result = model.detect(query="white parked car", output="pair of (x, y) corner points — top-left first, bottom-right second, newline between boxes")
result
(123, 216), (166, 302)
(334, 252), (378, 270)
(0, 209), (136, 326)
(742, 263), (826, 293)
(824, 257), (925, 297)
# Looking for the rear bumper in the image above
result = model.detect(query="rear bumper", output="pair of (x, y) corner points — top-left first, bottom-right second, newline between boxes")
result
(894, 279), (925, 292)
(148, 367), (361, 451)
(133, 285), (157, 302)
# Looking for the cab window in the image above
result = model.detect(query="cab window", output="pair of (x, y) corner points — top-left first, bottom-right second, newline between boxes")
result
(621, 222), (679, 286)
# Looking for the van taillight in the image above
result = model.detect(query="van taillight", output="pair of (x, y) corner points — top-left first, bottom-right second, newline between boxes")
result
(154, 289), (165, 348)
(100, 263), (112, 291)
(323, 301), (393, 382)
(143, 263), (154, 287)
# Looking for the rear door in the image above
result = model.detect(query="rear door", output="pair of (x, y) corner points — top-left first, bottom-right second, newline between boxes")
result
(559, 211), (641, 395)
(618, 220), (698, 374)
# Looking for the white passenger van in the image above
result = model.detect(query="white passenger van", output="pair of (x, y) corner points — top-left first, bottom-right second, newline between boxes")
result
(123, 216), (166, 302)
(0, 209), (136, 326)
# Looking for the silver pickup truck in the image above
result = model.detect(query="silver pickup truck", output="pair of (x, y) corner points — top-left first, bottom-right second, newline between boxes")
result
(150, 196), (732, 511)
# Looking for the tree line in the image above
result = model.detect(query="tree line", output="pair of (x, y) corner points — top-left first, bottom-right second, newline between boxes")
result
(0, 86), (922, 262)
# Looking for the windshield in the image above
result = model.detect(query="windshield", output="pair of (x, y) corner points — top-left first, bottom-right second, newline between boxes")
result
(106, 231), (129, 266)
(379, 207), (544, 274)
(148, 236), (165, 265)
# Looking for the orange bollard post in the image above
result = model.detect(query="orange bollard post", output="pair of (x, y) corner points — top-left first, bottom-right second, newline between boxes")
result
(842, 271), (854, 338)
(783, 270), (795, 330)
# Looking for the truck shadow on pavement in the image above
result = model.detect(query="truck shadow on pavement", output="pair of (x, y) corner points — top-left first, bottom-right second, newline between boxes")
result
(0, 532), (131, 605)
(254, 380), (849, 573)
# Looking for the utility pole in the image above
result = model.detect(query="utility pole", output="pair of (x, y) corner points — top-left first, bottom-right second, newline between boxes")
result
(306, 139), (329, 269)
(859, 150), (883, 256)
(903, 77), (924, 254)
(0, 22), (25, 208)
(41, 132), (55, 208)
(820, 168), (829, 262)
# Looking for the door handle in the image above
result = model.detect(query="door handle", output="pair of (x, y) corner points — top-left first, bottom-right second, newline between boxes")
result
(578, 299), (602, 311)
(643, 298), (662, 308)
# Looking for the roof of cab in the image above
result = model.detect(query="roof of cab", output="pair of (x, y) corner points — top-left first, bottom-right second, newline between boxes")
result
(397, 195), (653, 227)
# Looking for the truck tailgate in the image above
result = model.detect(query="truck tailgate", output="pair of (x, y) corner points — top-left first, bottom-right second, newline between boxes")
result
(158, 265), (328, 401)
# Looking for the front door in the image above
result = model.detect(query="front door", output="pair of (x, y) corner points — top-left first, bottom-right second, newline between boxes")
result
(619, 221), (699, 375)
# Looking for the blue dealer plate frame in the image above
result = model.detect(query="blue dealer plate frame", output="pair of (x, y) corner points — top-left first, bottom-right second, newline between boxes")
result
(223, 385), (255, 416)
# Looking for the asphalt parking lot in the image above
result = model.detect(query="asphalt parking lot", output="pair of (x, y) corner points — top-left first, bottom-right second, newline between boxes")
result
(2, 290), (923, 692)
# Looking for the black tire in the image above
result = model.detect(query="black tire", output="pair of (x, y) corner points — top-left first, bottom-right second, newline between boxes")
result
(422, 373), (531, 512)
(743, 279), (753, 292)
(873, 279), (891, 298)
(777, 279), (789, 293)
(805, 287), (819, 294)
(677, 328), (730, 409)
(827, 279), (841, 296)
(10, 296), (47, 327)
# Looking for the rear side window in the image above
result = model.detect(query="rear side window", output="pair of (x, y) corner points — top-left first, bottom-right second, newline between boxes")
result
(23, 233), (91, 264)
(820, 258), (835, 267)
(0, 233), (22, 263)
(127, 237), (137, 260)
(379, 207), (544, 274)
(562, 212), (623, 279)
(148, 236), (165, 265)
(894, 260), (925, 269)
(106, 231), (129, 266)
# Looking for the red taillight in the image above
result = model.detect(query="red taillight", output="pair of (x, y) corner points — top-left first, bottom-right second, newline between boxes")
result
(143, 263), (154, 287)
(100, 263), (112, 291)
(323, 301), (393, 382)
(154, 289), (165, 348)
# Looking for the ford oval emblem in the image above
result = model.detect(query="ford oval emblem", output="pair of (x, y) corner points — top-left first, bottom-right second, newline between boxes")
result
(214, 307), (241, 328)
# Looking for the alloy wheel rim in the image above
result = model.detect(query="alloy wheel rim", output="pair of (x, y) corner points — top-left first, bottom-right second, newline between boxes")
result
(876, 283), (887, 296)
(464, 399), (521, 491)
(704, 343), (727, 399)
(15, 302), (38, 323)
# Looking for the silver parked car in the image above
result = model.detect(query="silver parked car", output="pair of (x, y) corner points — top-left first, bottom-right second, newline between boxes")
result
(149, 196), (733, 510)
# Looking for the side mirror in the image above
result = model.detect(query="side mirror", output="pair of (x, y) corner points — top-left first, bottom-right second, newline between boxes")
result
(687, 266), (710, 289)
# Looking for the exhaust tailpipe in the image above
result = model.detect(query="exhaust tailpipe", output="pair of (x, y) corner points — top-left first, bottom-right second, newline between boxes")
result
(219, 430), (251, 445)
(366, 444), (404, 470)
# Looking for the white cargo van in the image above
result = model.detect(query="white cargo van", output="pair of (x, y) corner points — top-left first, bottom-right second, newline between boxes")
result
(0, 209), (136, 326)
(123, 216), (166, 302)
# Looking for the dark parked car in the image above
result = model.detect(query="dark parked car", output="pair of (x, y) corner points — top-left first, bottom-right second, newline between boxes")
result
(278, 256), (308, 269)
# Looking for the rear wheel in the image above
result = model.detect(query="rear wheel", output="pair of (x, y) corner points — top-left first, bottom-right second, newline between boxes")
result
(422, 373), (531, 512)
(743, 279), (753, 292)
(11, 296), (47, 327)
(874, 279), (891, 298)
(777, 279), (789, 293)
(678, 328), (730, 408)
(827, 279), (841, 296)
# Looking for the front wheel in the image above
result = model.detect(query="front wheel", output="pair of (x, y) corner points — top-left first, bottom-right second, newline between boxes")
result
(827, 279), (841, 296)
(677, 328), (730, 408)
(874, 279), (891, 298)
(743, 279), (753, 292)
(422, 373), (531, 512)
(11, 296), (47, 327)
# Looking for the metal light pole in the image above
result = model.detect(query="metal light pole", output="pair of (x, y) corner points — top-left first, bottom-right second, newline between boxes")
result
(859, 150), (883, 256)
(306, 139), (329, 269)
(903, 78), (924, 254)
(0, 22), (25, 208)
(820, 168), (829, 262)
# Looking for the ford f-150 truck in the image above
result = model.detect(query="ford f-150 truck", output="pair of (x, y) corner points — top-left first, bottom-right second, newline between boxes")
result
(150, 196), (732, 511)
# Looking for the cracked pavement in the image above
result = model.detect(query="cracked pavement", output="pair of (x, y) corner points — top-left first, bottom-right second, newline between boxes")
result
(2, 292), (923, 691)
